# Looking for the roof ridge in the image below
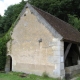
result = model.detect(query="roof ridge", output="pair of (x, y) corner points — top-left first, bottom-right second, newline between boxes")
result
(32, 5), (79, 32)
(28, 3), (80, 43)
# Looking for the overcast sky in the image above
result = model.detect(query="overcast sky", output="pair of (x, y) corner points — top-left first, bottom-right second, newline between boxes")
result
(0, 0), (27, 16)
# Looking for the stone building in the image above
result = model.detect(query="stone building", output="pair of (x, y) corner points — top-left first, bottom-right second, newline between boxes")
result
(5, 3), (80, 79)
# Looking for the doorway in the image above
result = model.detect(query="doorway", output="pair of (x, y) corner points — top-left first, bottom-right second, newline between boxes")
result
(64, 42), (80, 67)
(5, 55), (12, 72)
(64, 42), (80, 79)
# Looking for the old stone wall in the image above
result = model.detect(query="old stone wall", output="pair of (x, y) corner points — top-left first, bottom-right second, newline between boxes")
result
(65, 64), (80, 77)
(7, 8), (65, 78)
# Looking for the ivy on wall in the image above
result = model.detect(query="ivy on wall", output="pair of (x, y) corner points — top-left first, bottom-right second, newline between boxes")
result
(0, 12), (21, 70)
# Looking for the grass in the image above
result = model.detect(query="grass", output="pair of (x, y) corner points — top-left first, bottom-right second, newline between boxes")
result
(0, 72), (58, 80)
(70, 74), (80, 80)
(75, 74), (80, 80)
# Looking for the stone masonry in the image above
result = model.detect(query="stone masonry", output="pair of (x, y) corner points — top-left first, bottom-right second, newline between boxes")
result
(7, 6), (65, 78)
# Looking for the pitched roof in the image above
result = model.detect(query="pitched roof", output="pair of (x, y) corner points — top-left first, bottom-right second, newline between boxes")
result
(32, 6), (80, 43)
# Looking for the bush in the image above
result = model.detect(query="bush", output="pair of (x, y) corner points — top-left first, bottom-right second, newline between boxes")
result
(0, 0), (26, 71)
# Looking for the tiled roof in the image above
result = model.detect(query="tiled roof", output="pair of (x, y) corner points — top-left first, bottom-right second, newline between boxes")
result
(33, 6), (80, 43)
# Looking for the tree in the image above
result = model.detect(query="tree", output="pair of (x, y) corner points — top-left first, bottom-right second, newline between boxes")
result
(0, 0), (26, 70)
(68, 14), (80, 31)
(3, 1), (26, 32)
(0, 0), (26, 33)
(29, 0), (80, 31)
(0, 15), (4, 33)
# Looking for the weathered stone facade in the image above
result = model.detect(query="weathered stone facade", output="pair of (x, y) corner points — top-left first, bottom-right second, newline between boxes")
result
(6, 7), (65, 78)
(65, 60), (80, 77)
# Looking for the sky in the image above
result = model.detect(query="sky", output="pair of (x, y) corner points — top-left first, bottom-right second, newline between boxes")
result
(0, 0), (27, 16)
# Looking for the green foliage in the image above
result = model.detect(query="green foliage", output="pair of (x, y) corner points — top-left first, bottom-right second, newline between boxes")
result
(0, 15), (4, 33)
(0, 0), (80, 71)
(0, 0), (26, 33)
(68, 14), (80, 31)
(0, 13), (21, 70)
(0, 0), (26, 70)
(29, 0), (71, 21)
(0, 72), (57, 80)
(4, 1), (26, 32)
(0, 34), (10, 70)
(29, 0), (80, 31)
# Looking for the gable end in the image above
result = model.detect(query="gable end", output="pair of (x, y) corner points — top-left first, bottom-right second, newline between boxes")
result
(27, 3), (63, 40)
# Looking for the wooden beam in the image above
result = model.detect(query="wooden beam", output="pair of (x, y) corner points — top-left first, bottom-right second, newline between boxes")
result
(64, 43), (72, 61)
(77, 45), (80, 59)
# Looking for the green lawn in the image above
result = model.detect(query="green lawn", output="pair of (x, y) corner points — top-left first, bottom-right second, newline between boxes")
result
(0, 72), (58, 80)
